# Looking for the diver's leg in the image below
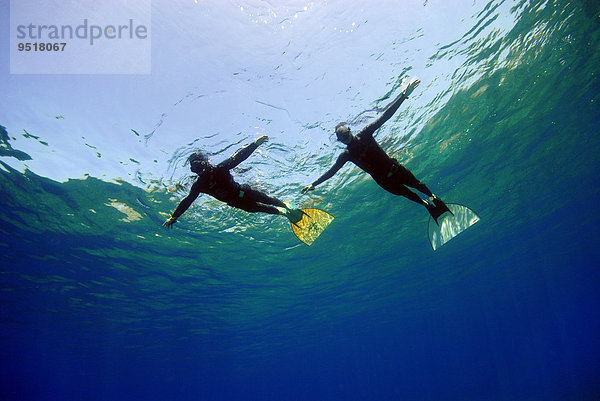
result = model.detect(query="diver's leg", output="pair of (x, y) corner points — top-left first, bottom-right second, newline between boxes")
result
(397, 167), (451, 216)
(410, 180), (434, 198)
(378, 171), (438, 219)
(233, 200), (281, 215)
(394, 184), (429, 206)
(395, 164), (435, 197)
(249, 204), (282, 215)
(392, 184), (446, 221)
(399, 172), (451, 216)
(393, 166), (453, 221)
(240, 185), (287, 208)
(232, 186), (285, 215)
(238, 186), (305, 222)
(378, 177), (426, 205)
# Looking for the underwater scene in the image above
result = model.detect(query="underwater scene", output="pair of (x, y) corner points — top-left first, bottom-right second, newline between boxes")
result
(1, 0), (599, 400)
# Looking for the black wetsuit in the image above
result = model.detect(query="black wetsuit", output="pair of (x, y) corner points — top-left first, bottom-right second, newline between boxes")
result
(171, 142), (285, 219)
(310, 94), (435, 205)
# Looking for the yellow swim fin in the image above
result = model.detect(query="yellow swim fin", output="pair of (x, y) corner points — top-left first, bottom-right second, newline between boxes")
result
(285, 208), (334, 246)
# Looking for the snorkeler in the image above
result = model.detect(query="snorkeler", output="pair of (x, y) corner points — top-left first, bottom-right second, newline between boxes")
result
(163, 136), (333, 245)
(301, 78), (450, 223)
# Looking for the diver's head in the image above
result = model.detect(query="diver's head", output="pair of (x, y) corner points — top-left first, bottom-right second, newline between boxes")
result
(335, 123), (352, 145)
(188, 151), (210, 174)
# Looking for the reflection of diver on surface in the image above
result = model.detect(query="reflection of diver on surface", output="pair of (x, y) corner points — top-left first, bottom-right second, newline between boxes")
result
(163, 136), (333, 245)
(301, 78), (450, 223)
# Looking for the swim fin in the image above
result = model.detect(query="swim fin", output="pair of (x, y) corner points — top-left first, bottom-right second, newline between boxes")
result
(285, 208), (334, 246)
(427, 203), (480, 250)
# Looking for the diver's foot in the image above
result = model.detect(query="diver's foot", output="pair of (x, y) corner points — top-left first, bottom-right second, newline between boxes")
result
(432, 197), (450, 213)
(424, 197), (452, 224)
(278, 201), (293, 214)
(282, 207), (304, 224)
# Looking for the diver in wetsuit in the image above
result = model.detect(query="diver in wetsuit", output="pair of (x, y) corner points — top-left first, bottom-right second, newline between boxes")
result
(301, 78), (449, 222)
(163, 135), (291, 228)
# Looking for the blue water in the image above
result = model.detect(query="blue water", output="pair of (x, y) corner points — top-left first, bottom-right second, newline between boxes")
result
(2, 0), (600, 400)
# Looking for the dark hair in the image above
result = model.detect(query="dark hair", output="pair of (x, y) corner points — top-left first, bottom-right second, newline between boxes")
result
(335, 123), (350, 139)
(187, 151), (208, 165)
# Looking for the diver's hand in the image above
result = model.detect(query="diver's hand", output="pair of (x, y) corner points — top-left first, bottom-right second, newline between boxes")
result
(301, 184), (314, 194)
(162, 217), (177, 229)
(256, 135), (269, 146)
(402, 78), (421, 97)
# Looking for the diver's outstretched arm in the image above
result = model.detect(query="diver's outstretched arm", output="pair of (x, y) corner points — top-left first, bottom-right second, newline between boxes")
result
(218, 136), (269, 170)
(163, 181), (202, 228)
(360, 78), (421, 137)
(302, 152), (349, 193)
